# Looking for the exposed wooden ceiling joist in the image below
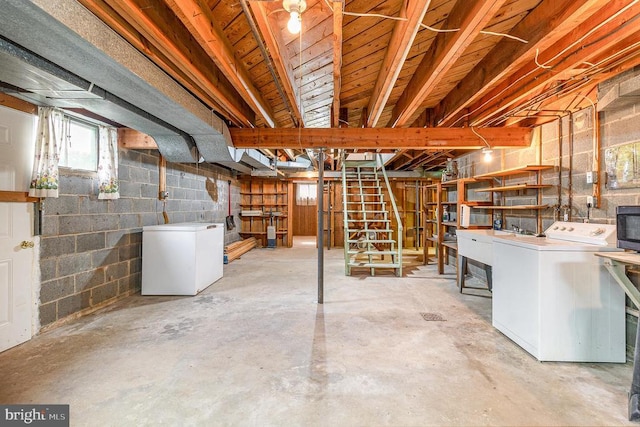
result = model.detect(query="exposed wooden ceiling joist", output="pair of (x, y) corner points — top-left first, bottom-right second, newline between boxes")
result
(57, 0), (640, 171)
(470, 1), (640, 127)
(77, 0), (230, 119)
(229, 127), (532, 149)
(365, 0), (432, 127)
(390, 0), (508, 128)
(331, 0), (343, 128)
(97, 0), (256, 127)
(167, 0), (276, 128)
(248, 1), (305, 127)
(435, 0), (602, 127)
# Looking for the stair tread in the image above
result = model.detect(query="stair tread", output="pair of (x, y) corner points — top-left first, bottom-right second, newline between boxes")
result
(347, 229), (392, 232)
(348, 250), (398, 255)
(346, 218), (390, 222)
(346, 210), (388, 213)
(347, 239), (395, 243)
(347, 262), (401, 268)
(346, 202), (385, 205)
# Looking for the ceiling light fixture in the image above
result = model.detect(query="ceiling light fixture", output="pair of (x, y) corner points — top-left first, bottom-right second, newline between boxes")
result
(482, 147), (493, 163)
(283, 0), (306, 34)
(471, 126), (493, 163)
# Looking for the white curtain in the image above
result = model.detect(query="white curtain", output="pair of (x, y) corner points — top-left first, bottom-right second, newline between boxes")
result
(97, 126), (119, 200)
(296, 183), (317, 206)
(29, 107), (67, 198)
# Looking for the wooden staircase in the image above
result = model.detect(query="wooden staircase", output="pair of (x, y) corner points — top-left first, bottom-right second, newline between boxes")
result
(342, 155), (402, 277)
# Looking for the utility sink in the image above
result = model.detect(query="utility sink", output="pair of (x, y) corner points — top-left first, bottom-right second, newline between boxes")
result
(456, 229), (498, 266)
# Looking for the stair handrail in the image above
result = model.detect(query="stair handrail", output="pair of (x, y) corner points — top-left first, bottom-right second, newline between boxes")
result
(377, 153), (402, 273)
(341, 151), (349, 274)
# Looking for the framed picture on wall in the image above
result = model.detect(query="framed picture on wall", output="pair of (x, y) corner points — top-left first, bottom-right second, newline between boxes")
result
(605, 141), (640, 189)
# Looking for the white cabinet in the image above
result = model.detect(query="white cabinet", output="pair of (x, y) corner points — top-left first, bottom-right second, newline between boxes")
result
(142, 222), (224, 295)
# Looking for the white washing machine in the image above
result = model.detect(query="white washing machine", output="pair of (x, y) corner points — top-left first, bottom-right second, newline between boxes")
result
(492, 221), (625, 362)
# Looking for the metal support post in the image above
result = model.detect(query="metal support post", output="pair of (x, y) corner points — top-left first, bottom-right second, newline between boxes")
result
(317, 149), (324, 304)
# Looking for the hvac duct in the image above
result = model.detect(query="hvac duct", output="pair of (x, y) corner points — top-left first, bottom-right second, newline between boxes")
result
(0, 0), (267, 171)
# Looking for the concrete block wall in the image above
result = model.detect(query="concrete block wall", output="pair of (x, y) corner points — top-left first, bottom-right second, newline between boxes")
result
(38, 147), (240, 328)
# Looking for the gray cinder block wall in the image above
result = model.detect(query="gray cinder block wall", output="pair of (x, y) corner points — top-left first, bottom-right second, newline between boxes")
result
(38, 148), (240, 328)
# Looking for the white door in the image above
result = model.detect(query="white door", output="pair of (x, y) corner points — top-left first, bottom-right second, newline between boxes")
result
(0, 104), (37, 352)
(0, 202), (34, 352)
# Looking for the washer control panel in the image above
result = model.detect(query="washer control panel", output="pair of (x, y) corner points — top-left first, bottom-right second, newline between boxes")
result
(545, 221), (616, 246)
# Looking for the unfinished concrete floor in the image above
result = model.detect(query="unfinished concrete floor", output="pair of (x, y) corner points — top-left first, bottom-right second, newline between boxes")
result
(0, 237), (635, 426)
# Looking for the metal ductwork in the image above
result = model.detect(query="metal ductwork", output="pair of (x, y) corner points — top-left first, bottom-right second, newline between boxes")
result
(276, 157), (312, 170)
(0, 0), (266, 171)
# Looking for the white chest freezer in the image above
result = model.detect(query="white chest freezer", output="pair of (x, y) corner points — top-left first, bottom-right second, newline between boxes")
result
(142, 222), (224, 295)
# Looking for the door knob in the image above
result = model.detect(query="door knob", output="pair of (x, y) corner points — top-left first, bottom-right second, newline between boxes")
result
(20, 241), (34, 249)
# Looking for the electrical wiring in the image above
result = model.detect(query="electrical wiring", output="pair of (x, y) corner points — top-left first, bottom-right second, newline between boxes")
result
(470, 126), (490, 148)
(447, 2), (640, 128)
(481, 31), (527, 44)
(483, 36), (640, 127)
(342, 11), (407, 21)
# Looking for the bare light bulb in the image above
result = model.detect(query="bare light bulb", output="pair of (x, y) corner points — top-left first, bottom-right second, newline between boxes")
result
(287, 11), (301, 34)
(483, 148), (493, 163)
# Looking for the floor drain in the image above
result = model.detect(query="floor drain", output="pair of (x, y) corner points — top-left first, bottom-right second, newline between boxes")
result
(421, 312), (446, 321)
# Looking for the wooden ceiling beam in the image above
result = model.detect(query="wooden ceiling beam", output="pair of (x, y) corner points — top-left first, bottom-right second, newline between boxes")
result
(229, 127), (532, 149)
(167, 0), (276, 128)
(99, 0), (255, 127)
(470, 2), (640, 127)
(435, 0), (602, 127)
(365, 0), (431, 127)
(249, 2), (305, 127)
(77, 0), (230, 119)
(389, 0), (507, 128)
(331, 0), (343, 128)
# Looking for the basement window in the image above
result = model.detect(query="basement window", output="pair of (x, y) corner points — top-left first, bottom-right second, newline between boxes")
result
(59, 117), (98, 172)
(296, 183), (317, 206)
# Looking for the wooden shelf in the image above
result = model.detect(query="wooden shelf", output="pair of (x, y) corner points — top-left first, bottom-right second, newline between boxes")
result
(239, 179), (293, 248)
(462, 200), (493, 206)
(473, 204), (549, 210)
(239, 192), (287, 195)
(475, 183), (553, 192)
(442, 241), (458, 250)
(473, 165), (555, 179)
(240, 203), (288, 207)
(240, 231), (288, 235)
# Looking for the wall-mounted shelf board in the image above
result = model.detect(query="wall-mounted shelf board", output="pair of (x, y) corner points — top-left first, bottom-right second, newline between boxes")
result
(475, 184), (553, 192)
(473, 165), (555, 179)
(474, 205), (549, 210)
